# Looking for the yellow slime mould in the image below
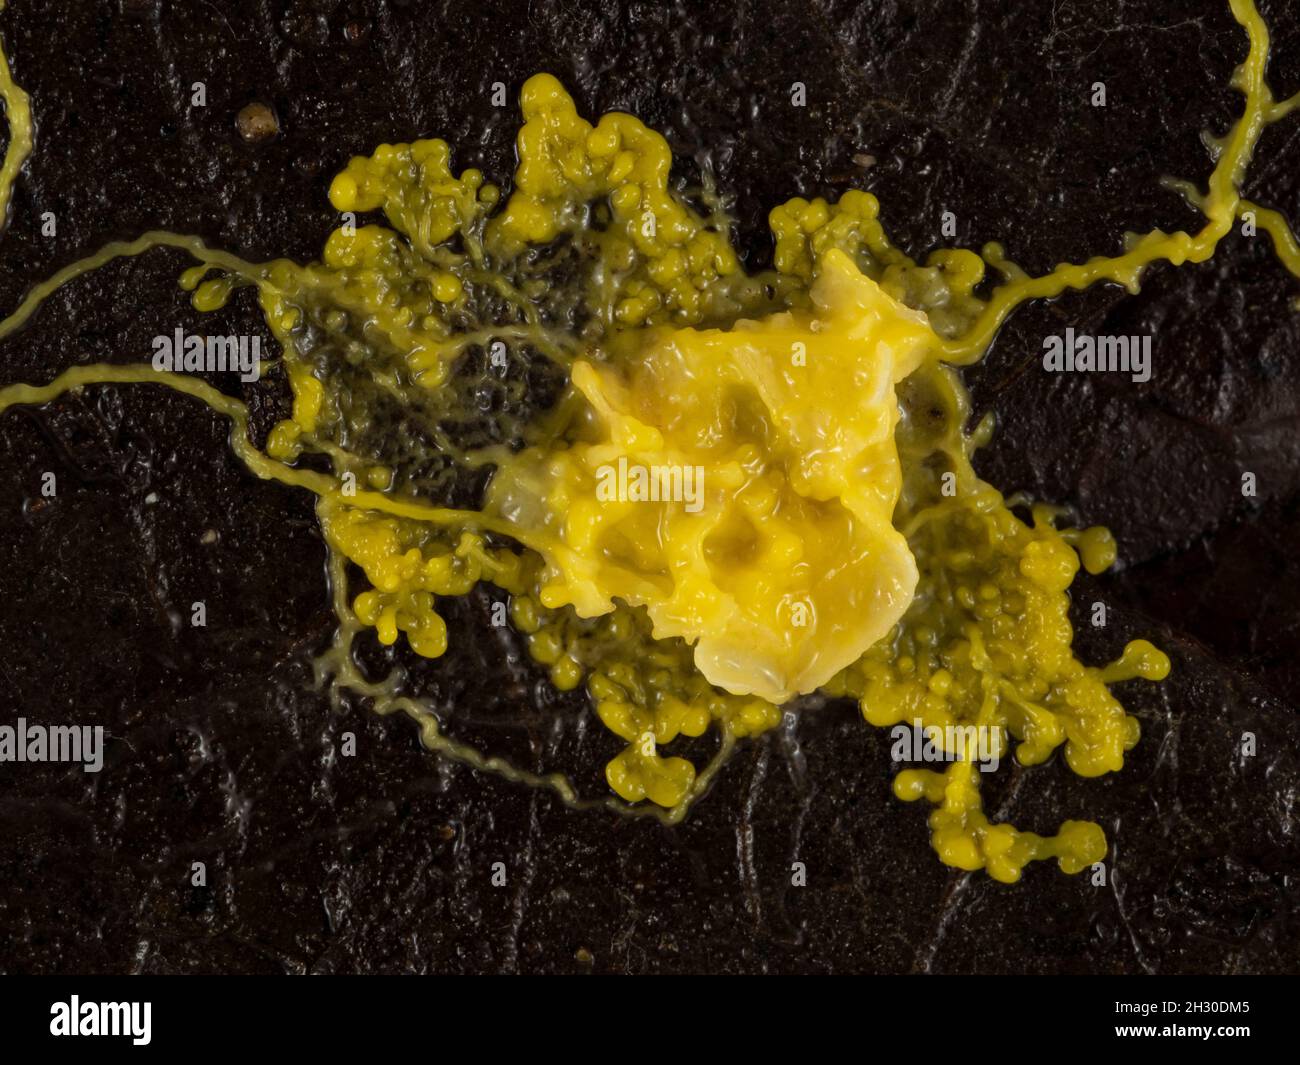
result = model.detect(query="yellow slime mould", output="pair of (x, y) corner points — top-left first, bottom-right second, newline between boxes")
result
(0, 0), (1294, 880)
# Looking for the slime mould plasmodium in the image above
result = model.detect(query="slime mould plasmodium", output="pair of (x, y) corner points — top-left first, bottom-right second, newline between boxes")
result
(1, 0), (1299, 883)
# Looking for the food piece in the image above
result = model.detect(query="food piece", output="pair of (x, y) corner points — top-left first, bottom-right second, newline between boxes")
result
(489, 250), (933, 703)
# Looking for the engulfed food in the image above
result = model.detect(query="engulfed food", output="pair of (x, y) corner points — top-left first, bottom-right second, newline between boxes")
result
(490, 250), (931, 706)
(0, 0), (1296, 882)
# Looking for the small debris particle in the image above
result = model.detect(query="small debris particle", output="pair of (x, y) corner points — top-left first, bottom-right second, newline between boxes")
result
(237, 101), (280, 143)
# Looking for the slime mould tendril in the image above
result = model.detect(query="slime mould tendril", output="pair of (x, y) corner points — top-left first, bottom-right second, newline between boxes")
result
(1, 0), (1298, 883)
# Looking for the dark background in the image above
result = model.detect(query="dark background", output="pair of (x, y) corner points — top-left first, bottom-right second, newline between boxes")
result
(0, 0), (1296, 974)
